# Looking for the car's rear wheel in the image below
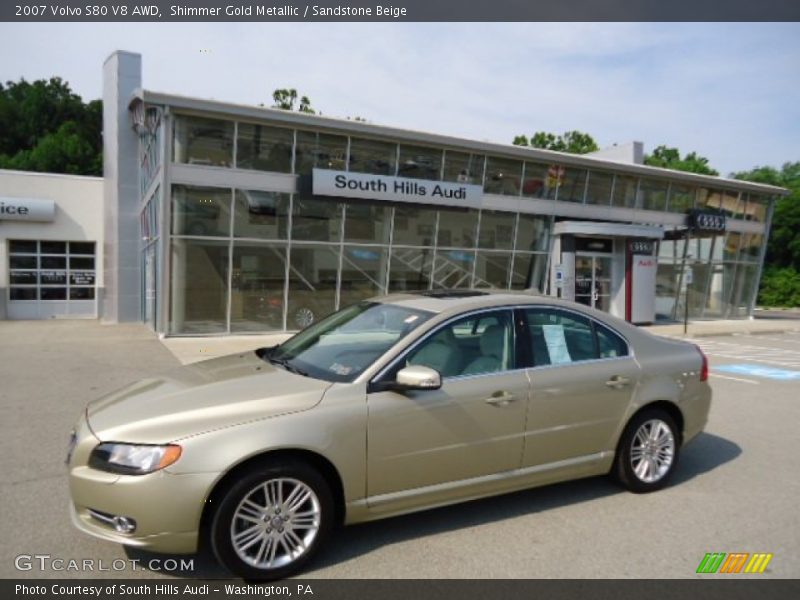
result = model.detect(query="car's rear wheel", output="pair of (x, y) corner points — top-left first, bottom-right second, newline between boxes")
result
(210, 461), (334, 580)
(613, 408), (680, 493)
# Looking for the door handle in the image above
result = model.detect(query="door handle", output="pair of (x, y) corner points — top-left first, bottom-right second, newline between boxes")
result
(485, 391), (516, 406)
(605, 375), (631, 389)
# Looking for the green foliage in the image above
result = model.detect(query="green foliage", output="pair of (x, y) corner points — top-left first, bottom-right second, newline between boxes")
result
(515, 130), (599, 154)
(757, 267), (800, 308)
(512, 134), (529, 146)
(0, 77), (101, 175)
(271, 88), (315, 114)
(734, 162), (800, 271)
(644, 145), (719, 176)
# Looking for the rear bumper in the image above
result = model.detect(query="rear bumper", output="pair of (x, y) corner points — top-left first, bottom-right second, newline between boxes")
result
(682, 383), (712, 445)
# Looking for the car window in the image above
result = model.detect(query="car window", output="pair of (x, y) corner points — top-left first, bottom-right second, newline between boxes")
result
(524, 309), (597, 366)
(271, 302), (434, 382)
(406, 310), (514, 378)
(596, 323), (629, 358)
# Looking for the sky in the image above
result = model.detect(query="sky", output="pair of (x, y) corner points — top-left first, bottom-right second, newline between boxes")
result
(0, 22), (798, 176)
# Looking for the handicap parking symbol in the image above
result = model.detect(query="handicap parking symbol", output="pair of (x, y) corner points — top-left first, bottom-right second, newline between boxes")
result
(715, 364), (800, 381)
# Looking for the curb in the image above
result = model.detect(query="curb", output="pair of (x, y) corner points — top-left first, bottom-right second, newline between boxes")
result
(646, 325), (800, 339)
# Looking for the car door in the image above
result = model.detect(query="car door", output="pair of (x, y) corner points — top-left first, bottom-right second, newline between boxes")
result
(521, 307), (639, 468)
(366, 308), (529, 499)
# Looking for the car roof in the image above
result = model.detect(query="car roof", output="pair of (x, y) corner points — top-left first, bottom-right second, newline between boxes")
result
(373, 289), (581, 315)
(369, 289), (638, 334)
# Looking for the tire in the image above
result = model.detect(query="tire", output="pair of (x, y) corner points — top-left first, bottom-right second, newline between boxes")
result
(612, 408), (680, 494)
(294, 307), (315, 329)
(210, 460), (334, 580)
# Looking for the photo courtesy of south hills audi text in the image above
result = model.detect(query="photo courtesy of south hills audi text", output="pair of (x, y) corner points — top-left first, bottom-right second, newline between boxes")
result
(14, 583), (314, 596)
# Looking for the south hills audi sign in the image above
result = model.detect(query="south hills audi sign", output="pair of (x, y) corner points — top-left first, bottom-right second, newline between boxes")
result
(312, 169), (483, 208)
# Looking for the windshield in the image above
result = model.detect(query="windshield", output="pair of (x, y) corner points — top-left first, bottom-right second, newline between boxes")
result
(267, 302), (434, 383)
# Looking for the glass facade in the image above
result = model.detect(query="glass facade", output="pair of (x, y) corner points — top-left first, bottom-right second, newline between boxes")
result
(166, 181), (552, 333)
(442, 151), (484, 185)
(172, 115), (233, 167)
(585, 171), (614, 205)
(236, 123), (293, 173)
(655, 227), (765, 321)
(484, 157), (522, 196)
(398, 145), (442, 180)
(159, 112), (775, 334)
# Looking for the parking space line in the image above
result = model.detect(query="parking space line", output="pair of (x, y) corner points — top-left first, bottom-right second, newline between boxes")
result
(672, 336), (800, 369)
(746, 335), (800, 346)
(708, 372), (759, 384)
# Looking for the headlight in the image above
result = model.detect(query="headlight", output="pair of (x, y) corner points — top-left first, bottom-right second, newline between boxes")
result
(89, 443), (182, 475)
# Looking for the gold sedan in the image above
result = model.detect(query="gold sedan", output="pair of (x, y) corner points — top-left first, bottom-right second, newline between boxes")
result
(67, 290), (711, 579)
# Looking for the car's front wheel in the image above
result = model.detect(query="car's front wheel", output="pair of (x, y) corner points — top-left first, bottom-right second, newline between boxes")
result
(613, 408), (680, 493)
(210, 460), (334, 580)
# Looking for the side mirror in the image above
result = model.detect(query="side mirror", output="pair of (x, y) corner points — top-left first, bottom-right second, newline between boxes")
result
(395, 365), (442, 391)
(255, 345), (278, 359)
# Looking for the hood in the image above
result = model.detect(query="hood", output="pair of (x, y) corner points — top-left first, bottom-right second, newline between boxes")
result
(86, 351), (332, 444)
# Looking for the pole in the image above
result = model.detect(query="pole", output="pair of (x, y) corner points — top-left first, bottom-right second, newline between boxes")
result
(684, 277), (689, 335)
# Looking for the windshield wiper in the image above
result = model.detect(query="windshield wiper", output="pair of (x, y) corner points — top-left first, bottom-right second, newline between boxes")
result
(266, 355), (309, 377)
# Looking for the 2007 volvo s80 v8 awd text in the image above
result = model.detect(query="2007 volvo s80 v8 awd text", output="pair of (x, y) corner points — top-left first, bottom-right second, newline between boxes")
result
(67, 291), (711, 579)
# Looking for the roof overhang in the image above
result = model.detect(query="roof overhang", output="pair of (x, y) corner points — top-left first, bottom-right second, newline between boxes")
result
(553, 221), (665, 239)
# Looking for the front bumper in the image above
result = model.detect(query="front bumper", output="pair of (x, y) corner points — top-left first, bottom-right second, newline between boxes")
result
(67, 414), (218, 554)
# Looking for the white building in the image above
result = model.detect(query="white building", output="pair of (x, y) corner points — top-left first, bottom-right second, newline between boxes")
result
(0, 169), (103, 319)
(0, 50), (790, 331)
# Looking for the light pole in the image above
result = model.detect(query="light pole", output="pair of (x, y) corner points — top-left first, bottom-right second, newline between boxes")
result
(683, 255), (693, 336)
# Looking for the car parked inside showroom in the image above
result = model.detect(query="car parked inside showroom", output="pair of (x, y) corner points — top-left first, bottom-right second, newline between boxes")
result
(67, 290), (711, 579)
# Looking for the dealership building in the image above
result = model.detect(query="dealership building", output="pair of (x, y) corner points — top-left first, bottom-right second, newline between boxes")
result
(0, 51), (789, 334)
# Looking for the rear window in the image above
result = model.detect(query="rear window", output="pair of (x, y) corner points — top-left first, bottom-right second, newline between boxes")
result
(596, 323), (629, 358)
(523, 308), (627, 366)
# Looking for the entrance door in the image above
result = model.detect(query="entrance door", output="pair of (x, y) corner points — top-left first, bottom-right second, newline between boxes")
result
(575, 254), (612, 312)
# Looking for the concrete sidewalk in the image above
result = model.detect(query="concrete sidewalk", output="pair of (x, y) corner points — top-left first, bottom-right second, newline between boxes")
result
(161, 332), (293, 364)
(159, 315), (800, 365)
(642, 316), (800, 338)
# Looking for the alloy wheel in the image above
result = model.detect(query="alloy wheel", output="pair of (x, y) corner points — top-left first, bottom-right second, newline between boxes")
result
(230, 477), (321, 570)
(629, 418), (675, 484)
(295, 307), (315, 328)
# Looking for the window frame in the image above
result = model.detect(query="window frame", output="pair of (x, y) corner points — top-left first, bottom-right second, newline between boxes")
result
(518, 306), (631, 369)
(370, 307), (521, 388)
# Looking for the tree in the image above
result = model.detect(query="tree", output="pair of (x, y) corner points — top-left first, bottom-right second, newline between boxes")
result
(512, 134), (529, 146)
(0, 77), (101, 175)
(734, 162), (800, 270)
(512, 130), (599, 154)
(644, 145), (719, 176)
(271, 88), (315, 114)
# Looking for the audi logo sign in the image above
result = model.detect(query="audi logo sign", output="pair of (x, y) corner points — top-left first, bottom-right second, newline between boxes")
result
(688, 209), (726, 233)
(629, 240), (654, 255)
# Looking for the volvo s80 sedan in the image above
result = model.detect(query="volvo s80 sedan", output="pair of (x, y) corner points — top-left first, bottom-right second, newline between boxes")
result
(67, 290), (711, 579)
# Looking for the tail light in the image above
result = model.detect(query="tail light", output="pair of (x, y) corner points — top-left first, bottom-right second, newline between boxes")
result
(694, 344), (709, 382)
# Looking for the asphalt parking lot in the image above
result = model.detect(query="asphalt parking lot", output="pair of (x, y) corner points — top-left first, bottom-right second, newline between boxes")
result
(1, 320), (798, 579)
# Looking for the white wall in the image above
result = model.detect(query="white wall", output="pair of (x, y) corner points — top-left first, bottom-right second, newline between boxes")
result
(0, 169), (104, 319)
